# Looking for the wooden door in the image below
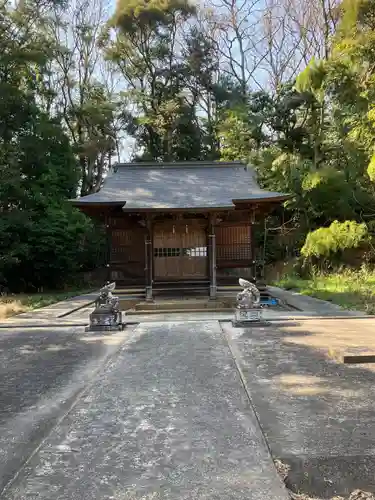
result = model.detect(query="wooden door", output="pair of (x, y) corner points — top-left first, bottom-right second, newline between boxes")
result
(180, 226), (208, 278)
(153, 225), (182, 279)
(153, 223), (208, 280)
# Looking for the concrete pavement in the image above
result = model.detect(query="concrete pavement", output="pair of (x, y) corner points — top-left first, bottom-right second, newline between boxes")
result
(0, 326), (128, 494)
(222, 318), (375, 498)
(2, 285), (373, 499)
(2, 321), (289, 500)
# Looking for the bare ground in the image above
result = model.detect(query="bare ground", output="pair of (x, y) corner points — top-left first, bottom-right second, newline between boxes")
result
(275, 460), (375, 500)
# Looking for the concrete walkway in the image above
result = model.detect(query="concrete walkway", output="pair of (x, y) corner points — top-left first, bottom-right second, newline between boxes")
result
(222, 318), (375, 497)
(3, 321), (289, 500)
(0, 325), (128, 494)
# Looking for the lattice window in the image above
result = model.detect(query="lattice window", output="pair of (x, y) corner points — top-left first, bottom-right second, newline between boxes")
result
(112, 230), (134, 245)
(216, 245), (251, 260)
(111, 247), (128, 254)
(216, 225), (252, 261)
(154, 248), (181, 257)
(183, 247), (207, 257)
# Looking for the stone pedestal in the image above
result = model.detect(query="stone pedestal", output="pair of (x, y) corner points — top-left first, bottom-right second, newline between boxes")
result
(85, 281), (123, 332)
(235, 307), (261, 322)
(85, 310), (123, 332)
(233, 306), (263, 327)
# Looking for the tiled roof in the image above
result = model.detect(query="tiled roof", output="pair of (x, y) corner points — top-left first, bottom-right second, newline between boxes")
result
(72, 161), (289, 209)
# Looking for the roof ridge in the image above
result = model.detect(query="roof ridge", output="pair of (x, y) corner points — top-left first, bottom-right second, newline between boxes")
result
(114, 161), (246, 169)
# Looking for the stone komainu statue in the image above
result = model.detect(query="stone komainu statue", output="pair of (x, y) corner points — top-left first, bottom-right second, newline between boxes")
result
(236, 278), (260, 309)
(95, 282), (120, 312)
(87, 282), (122, 331)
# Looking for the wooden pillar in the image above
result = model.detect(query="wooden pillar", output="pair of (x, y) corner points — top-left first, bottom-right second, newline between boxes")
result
(208, 214), (217, 299)
(250, 206), (256, 282)
(105, 215), (112, 283)
(250, 222), (256, 281)
(145, 217), (153, 301)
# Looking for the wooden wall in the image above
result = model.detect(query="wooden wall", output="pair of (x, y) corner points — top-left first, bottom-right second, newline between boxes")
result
(108, 216), (147, 285)
(215, 223), (254, 283)
(106, 213), (255, 285)
(215, 224), (252, 265)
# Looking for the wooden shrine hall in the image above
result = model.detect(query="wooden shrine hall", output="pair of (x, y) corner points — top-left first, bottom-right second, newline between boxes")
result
(72, 161), (289, 300)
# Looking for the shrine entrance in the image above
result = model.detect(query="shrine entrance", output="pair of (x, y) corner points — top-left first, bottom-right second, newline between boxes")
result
(153, 222), (208, 281)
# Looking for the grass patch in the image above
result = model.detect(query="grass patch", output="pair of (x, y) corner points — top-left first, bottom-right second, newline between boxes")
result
(0, 289), (93, 320)
(275, 268), (375, 314)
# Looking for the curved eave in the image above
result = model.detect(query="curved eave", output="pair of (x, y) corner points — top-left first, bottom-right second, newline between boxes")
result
(70, 200), (127, 207)
(121, 205), (235, 212)
(70, 194), (291, 210)
(232, 194), (292, 206)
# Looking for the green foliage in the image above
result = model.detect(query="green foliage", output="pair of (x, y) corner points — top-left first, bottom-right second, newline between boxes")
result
(0, 206), (96, 290)
(295, 58), (327, 94)
(219, 108), (259, 162)
(3, 0), (375, 294)
(217, 0), (375, 270)
(301, 220), (368, 258)
(328, 0), (375, 167)
(103, 0), (233, 161)
(112, 0), (194, 32)
(275, 267), (375, 314)
(368, 153), (375, 180)
(0, 0), (104, 292)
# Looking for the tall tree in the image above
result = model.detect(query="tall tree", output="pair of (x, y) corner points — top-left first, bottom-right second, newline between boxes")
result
(103, 0), (229, 161)
(47, 0), (118, 195)
(0, 0), (97, 291)
(201, 0), (266, 93)
(325, 0), (375, 182)
(259, 0), (340, 91)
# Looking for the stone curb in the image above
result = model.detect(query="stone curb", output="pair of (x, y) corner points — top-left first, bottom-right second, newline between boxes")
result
(57, 300), (95, 318)
(268, 285), (366, 317)
(0, 323), (88, 329)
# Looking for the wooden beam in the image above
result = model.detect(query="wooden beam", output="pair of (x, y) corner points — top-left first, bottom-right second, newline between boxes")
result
(328, 348), (375, 364)
(343, 355), (375, 364)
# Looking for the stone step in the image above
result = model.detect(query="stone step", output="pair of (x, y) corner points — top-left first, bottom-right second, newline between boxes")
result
(134, 298), (233, 311)
(127, 307), (234, 315)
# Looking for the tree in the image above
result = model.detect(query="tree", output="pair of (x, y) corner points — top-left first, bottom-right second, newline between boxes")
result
(325, 0), (375, 181)
(0, 0), (99, 291)
(102, 0), (206, 161)
(301, 220), (369, 270)
(182, 25), (222, 158)
(201, 0), (266, 93)
(259, 0), (339, 91)
(47, 0), (119, 195)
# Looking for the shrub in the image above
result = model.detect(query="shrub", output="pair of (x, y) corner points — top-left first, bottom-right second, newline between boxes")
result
(301, 220), (369, 269)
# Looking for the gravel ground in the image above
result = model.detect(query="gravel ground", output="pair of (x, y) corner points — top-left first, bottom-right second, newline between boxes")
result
(291, 492), (375, 500)
(275, 460), (375, 500)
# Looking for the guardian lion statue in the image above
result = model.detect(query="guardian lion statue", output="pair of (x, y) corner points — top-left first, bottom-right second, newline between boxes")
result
(236, 278), (260, 309)
(87, 281), (122, 331)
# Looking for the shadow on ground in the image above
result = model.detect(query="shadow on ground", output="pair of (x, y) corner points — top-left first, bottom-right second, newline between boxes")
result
(226, 319), (375, 498)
